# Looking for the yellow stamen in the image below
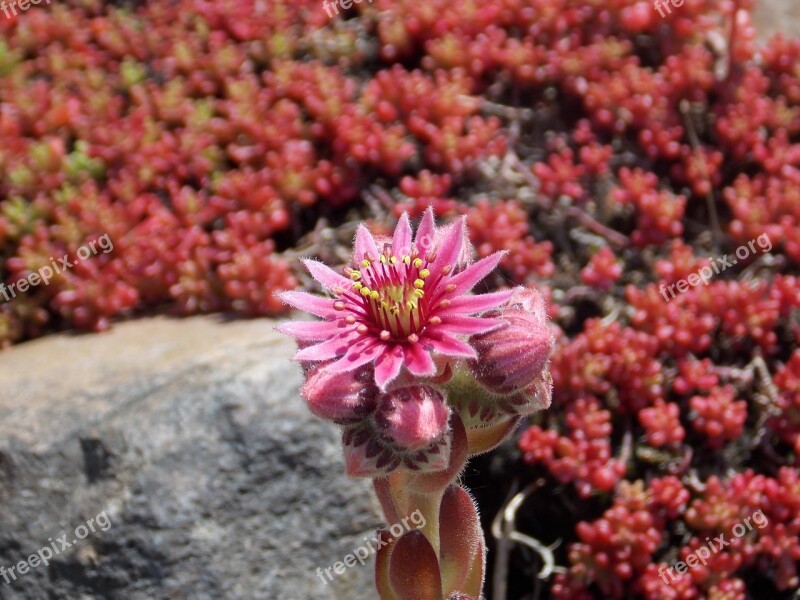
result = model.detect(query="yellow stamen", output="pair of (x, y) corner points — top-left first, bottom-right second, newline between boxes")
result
(413, 289), (425, 298)
(370, 291), (380, 301)
(353, 282), (363, 291)
(360, 287), (371, 297)
(361, 259), (371, 267)
(414, 279), (425, 289)
(419, 269), (430, 279)
(413, 258), (423, 268)
(403, 255), (411, 265)
(350, 271), (361, 281)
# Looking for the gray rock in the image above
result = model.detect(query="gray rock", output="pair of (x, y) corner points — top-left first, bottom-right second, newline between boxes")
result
(0, 316), (383, 600)
(754, 0), (800, 41)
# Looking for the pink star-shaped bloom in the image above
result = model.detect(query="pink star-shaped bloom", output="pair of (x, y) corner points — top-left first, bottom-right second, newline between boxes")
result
(277, 208), (510, 389)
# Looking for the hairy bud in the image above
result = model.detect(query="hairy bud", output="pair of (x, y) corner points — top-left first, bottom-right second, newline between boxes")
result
(301, 365), (378, 424)
(376, 385), (450, 450)
(469, 287), (555, 395)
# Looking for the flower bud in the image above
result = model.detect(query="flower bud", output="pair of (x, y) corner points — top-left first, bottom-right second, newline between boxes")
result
(376, 385), (450, 450)
(301, 365), (378, 424)
(469, 287), (554, 395)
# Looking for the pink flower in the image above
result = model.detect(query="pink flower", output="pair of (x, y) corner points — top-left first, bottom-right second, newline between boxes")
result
(277, 208), (510, 389)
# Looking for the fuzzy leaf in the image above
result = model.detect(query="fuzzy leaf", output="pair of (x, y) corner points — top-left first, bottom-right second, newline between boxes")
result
(461, 535), (486, 598)
(465, 415), (523, 456)
(439, 485), (482, 596)
(389, 530), (442, 600)
(376, 529), (401, 600)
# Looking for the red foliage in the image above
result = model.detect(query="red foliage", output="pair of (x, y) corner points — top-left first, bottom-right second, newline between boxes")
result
(465, 199), (554, 283)
(520, 396), (626, 498)
(551, 320), (664, 414)
(581, 246), (622, 291)
(689, 385), (748, 449)
(639, 400), (685, 448)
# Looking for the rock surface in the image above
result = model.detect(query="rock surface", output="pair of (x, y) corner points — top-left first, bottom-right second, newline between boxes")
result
(754, 0), (800, 41)
(0, 316), (382, 600)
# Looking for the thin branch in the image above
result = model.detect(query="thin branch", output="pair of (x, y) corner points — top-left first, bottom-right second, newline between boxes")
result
(617, 422), (633, 467)
(727, 0), (741, 79)
(750, 355), (779, 404)
(565, 205), (630, 248)
(480, 98), (536, 121)
(680, 99), (722, 250)
(491, 482), (519, 600)
(507, 531), (562, 580)
(491, 481), (562, 600)
(684, 469), (707, 493)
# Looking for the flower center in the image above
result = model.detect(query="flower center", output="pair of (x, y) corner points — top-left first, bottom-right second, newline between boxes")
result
(348, 249), (433, 341)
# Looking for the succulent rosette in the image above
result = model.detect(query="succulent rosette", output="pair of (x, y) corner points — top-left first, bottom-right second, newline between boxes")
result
(277, 209), (554, 600)
(277, 208), (554, 477)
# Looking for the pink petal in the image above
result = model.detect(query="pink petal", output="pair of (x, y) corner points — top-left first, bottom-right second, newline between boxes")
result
(424, 331), (478, 359)
(392, 213), (413, 257)
(276, 291), (336, 318)
(438, 290), (514, 316)
(327, 338), (382, 372)
(431, 216), (466, 273)
(432, 220), (474, 270)
(354, 224), (380, 262)
(442, 251), (506, 297)
(433, 315), (503, 335)
(403, 343), (437, 377)
(414, 206), (436, 254)
(303, 259), (352, 294)
(293, 332), (356, 361)
(275, 319), (345, 341)
(374, 345), (404, 389)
